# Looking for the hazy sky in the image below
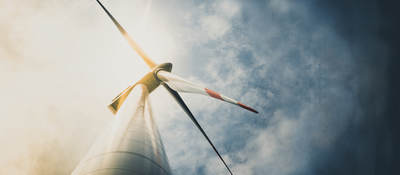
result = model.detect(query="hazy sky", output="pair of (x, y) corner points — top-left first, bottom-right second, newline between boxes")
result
(1, 0), (399, 175)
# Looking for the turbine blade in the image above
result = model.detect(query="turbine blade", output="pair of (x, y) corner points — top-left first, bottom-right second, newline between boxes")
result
(162, 83), (233, 175)
(108, 84), (136, 114)
(95, 0), (157, 69)
(157, 71), (258, 113)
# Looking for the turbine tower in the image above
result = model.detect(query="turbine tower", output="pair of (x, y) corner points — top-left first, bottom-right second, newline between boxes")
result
(72, 84), (171, 175)
(72, 1), (258, 174)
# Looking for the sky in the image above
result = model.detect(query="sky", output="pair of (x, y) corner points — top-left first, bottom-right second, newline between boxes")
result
(1, 0), (400, 175)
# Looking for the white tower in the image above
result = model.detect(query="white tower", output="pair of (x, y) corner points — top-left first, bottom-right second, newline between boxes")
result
(72, 84), (171, 175)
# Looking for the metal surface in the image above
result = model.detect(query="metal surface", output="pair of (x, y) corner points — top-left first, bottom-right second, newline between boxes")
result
(72, 84), (171, 175)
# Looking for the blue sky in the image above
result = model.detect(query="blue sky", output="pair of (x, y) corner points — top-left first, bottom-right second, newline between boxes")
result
(1, 0), (399, 175)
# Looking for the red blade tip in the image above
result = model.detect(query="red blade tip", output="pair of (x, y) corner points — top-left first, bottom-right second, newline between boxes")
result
(237, 102), (259, 114)
(205, 88), (223, 100)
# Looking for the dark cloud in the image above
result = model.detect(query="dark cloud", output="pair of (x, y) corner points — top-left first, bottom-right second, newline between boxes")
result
(301, 0), (400, 174)
(182, 0), (400, 174)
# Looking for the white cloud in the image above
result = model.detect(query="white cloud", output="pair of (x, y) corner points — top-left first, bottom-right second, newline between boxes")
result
(201, 15), (231, 40)
(218, 0), (240, 18)
(269, 0), (292, 13)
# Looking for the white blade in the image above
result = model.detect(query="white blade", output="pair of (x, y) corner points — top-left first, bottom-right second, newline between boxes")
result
(156, 71), (258, 113)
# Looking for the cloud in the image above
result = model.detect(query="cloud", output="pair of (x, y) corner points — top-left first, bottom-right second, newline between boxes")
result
(157, 0), (398, 175)
(200, 15), (231, 40)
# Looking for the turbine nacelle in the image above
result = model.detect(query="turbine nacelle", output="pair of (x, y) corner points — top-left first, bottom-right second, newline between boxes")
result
(108, 62), (172, 114)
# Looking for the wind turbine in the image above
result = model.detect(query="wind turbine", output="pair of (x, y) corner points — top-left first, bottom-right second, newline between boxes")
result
(72, 1), (258, 174)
